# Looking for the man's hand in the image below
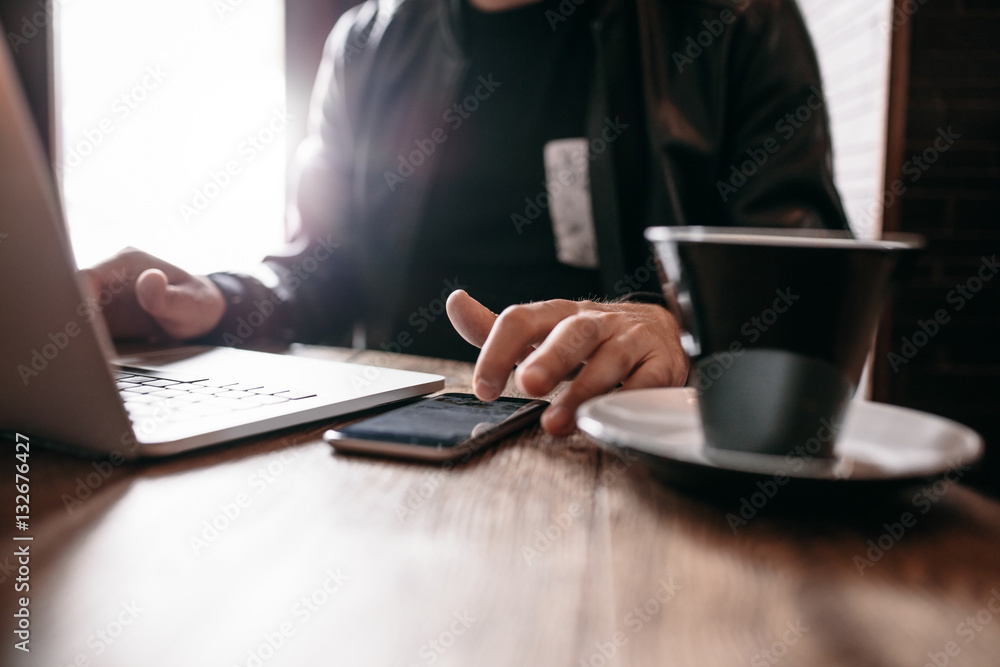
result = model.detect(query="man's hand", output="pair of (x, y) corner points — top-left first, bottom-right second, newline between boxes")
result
(446, 290), (689, 436)
(80, 248), (226, 341)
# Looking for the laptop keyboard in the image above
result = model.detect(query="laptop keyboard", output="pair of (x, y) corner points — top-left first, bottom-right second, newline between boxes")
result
(114, 370), (316, 426)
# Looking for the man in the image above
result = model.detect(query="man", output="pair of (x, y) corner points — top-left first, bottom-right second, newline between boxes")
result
(84, 0), (849, 435)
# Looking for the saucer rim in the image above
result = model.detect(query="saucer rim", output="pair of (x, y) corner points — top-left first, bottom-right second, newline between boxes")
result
(644, 225), (923, 251)
(576, 388), (984, 483)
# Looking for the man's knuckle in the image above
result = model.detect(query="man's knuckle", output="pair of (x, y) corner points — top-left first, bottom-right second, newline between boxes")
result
(606, 344), (634, 371)
(496, 305), (531, 330)
(566, 378), (600, 404)
(623, 320), (652, 337)
(569, 312), (606, 336)
(650, 364), (676, 386)
(634, 362), (673, 387)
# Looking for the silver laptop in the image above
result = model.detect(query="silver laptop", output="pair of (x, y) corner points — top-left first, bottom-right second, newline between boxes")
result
(0, 29), (444, 458)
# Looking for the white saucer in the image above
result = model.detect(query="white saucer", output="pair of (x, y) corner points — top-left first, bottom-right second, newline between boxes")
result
(577, 388), (983, 482)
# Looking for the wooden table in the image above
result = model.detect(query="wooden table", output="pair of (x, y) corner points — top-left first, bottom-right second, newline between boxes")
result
(3, 346), (1000, 667)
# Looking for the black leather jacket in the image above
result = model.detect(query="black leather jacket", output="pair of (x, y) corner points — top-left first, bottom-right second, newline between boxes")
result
(202, 0), (849, 350)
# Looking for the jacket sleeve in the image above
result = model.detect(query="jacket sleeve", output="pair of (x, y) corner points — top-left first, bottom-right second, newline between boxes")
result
(197, 3), (381, 348)
(716, 0), (850, 232)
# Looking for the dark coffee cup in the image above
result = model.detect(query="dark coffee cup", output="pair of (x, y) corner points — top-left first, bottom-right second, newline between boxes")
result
(645, 227), (922, 458)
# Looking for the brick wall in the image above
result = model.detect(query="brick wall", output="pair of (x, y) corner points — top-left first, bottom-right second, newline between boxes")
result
(886, 0), (1000, 493)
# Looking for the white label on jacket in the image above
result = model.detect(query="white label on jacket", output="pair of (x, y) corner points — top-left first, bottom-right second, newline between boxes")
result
(543, 138), (598, 269)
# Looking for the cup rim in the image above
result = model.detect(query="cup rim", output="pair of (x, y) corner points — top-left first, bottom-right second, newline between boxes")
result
(644, 226), (924, 250)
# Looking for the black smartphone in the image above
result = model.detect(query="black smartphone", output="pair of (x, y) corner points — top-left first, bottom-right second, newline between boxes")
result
(323, 393), (548, 461)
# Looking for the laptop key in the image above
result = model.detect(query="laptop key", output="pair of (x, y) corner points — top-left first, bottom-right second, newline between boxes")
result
(185, 403), (236, 418)
(143, 379), (181, 388)
(122, 385), (162, 395)
(202, 397), (257, 411)
(232, 394), (290, 407)
(188, 385), (231, 396)
(249, 395), (291, 405)
(225, 382), (266, 391)
(273, 389), (317, 400)
(147, 388), (187, 399)
(217, 390), (255, 399)
(121, 393), (162, 404)
(196, 379), (240, 388)
(123, 374), (163, 384)
(123, 401), (158, 414)
(169, 393), (204, 403)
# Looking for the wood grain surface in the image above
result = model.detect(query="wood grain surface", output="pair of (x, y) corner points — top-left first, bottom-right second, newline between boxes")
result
(2, 346), (999, 667)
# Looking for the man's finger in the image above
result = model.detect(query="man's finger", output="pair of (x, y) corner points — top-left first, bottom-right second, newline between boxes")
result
(134, 269), (172, 317)
(539, 337), (645, 435)
(515, 312), (613, 396)
(473, 299), (582, 401)
(446, 290), (496, 348)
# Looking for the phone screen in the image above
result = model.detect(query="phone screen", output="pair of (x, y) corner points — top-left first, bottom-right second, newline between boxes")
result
(335, 394), (537, 448)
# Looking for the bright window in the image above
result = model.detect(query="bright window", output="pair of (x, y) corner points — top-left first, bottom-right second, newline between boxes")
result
(56, 0), (286, 274)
